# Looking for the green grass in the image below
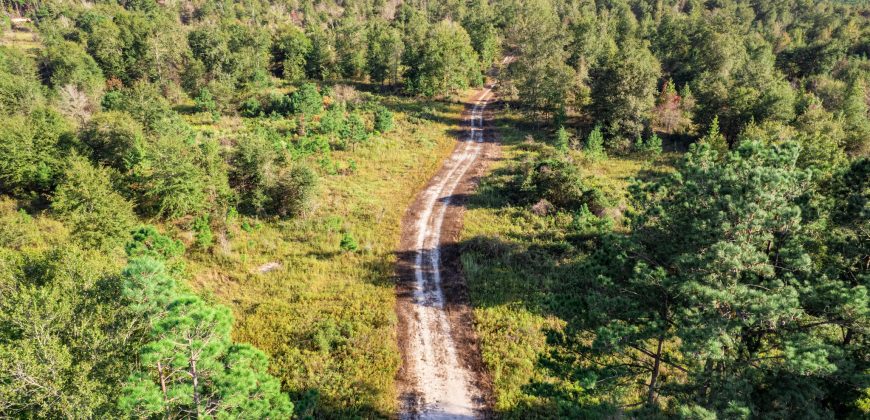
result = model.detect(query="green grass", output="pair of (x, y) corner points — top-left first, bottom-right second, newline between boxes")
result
(460, 110), (675, 417)
(0, 28), (41, 52)
(181, 92), (469, 418)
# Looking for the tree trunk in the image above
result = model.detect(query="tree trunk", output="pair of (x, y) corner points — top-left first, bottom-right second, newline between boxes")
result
(157, 361), (168, 405)
(647, 336), (664, 406)
(189, 341), (201, 419)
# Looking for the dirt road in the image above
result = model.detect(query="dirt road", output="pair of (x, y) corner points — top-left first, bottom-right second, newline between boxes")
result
(395, 83), (500, 419)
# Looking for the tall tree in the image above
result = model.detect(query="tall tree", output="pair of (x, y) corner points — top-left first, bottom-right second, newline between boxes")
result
(411, 20), (480, 97)
(51, 156), (136, 250)
(272, 24), (311, 83)
(119, 258), (293, 418)
(507, 0), (574, 119)
(589, 42), (661, 142)
(585, 141), (859, 416)
(366, 19), (404, 85)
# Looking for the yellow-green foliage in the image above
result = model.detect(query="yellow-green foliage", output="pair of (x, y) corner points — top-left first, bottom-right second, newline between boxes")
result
(184, 94), (466, 417)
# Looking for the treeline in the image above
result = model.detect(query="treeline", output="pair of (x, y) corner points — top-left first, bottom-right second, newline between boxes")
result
(501, 0), (870, 161)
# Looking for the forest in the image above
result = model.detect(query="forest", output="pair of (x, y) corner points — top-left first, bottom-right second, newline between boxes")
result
(0, 0), (867, 418)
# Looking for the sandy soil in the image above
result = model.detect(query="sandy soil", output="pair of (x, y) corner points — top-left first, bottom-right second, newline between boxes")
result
(395, 80), (502, 419)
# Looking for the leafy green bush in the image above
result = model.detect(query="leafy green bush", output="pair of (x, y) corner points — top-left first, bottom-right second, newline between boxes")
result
(340, 111), (369, 149)
(584, 124), (606, 161)
(0, 108), (74, 196)
(39, 39), (105, 99)
(374, 105), (394, 133)
(229, 130), (277, 215)
(139, 135), (213, 219)
(340, 231), (358, 252)
(51, 157), (136, 250)
(290, 82), (322, 116)
(0, 243), (134, 418)
(102, 82), (192, 138)
(268, 165), (317, 218)
(531, 157), (604, 212)
(194, 87), (219, 121)
(239, 97), (262, 117)
(80, 111), (146, 172)
(192, 215), (214, 250)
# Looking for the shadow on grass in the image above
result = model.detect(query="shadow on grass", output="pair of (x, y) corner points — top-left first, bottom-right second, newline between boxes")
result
(290, 385), (394, 420)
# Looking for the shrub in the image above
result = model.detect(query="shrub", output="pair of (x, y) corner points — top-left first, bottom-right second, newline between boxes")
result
(39, 39), (105, 100)
(240, 97), (262, 117)
(194, 88), (219, 121)
(263, 92), (292, 116)
(126, 225), (186, 275)
(0, 46), (45, 115)
(634, 133), (662, 160)
(192, 215), (214, 250)
(0, 108), (74, 196)
(140, 135), (210, 219)
(229, 130), (277, 215)
(585, 125), (606, 161)
(532, 157), (603, 212)
(51, 156), (136, 250)
(126, 225), (185, 260)
(319, 102), (346, 136)
(80, 111), (146, 172)
(374, 106), (394, 133)
(290, 82), (322, 117)
(340, 111), (369, 149)
(268, 165), (317, 218)
(340, 231), (358, 252)
(555, 126), (569, 152)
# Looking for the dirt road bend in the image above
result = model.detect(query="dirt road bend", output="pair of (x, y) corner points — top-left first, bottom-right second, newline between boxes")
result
(396, 82), (500, 419)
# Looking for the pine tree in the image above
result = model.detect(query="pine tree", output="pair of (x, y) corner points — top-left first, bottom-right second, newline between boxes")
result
(698, 115), (728, 159)
(413, 20), (480, 97)
(589, 42), (661, 141)
(366, 20), (404, 85)
(51, 156), (136, 250)
(842, 80), (870, 156)
(119, 259), (293, 418)
(341, 111), (369, 150)
(585, 141), (849, 415)
(374, 106), (394, 133)
(555, 126), (569, 152)
(585, 125), (606, 161)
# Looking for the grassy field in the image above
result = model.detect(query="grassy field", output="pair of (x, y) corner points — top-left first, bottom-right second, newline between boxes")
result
(460, 110), (676, 417)
(0, 26), (41, 51)
(182, 92), (469, 418)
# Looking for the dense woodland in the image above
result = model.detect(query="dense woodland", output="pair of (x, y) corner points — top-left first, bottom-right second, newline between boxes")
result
(0, 0), (867, 418)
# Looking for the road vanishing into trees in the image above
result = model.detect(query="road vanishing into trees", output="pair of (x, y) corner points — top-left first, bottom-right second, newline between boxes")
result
(397, 61), (508, 419)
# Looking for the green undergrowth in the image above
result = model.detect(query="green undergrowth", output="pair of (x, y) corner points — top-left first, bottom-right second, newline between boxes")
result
(182, 92), (467, 418)
(461, 109), (675, 417)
